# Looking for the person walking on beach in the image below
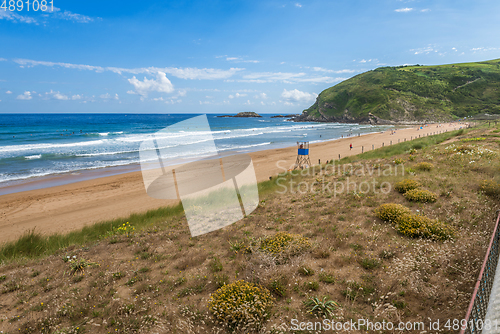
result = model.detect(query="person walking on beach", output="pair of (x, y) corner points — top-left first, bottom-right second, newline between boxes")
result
(350, 143), (352, 150)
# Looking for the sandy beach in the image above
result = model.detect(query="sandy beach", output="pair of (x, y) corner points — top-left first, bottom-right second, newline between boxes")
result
(0, 123), (463, 243)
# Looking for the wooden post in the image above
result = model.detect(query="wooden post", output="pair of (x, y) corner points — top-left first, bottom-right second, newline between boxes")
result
(319, 159), (320, 165)
(372, 144), (374, 150)
(390, 140), (392, 145)
(338, 154), (341, 161)
(382, 142), (384, 147)
(398, 139), (400, 143)
(404, 138), (406, 142)
(362, 146), (364, 153)
(411, 136), (412, 140)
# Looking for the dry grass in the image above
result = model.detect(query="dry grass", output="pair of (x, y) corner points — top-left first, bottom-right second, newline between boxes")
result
(0, 125), (499, 333)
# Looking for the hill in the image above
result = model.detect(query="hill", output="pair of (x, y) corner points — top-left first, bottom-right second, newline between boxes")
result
(296, 58), (500, 124)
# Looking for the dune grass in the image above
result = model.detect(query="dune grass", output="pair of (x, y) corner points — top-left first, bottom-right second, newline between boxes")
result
(0, 126), (477, 264)
(338, 128), (465, 163)
(0, 204), (184, 263)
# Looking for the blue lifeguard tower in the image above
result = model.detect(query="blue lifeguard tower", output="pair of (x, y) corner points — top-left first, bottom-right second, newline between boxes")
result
(295, 141), (311, 169)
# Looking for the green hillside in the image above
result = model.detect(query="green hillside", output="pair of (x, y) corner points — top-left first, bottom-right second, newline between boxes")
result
(297, 59), (500, 123)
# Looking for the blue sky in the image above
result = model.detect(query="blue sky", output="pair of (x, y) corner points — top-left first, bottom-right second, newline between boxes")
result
(1, 0), (499, 114)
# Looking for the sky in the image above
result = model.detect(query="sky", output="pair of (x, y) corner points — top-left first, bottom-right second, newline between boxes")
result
(0, 0), (499, 114)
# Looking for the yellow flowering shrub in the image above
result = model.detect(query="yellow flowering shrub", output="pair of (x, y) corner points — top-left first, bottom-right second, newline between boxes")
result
(415, 162), (434, 171)
(208, 280), (275, 331)
(259, 232), (311, 256)
(394, 179), (421, 193)
(403, 189), (438, 203)
(396, 214), (453, 241)
(375, 204), (453, 241)
(374, 203), (411, 223)
(480, 180), (500, 198)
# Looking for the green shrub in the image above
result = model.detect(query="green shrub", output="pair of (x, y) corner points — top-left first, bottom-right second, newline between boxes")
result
(374, 203), (412, 223)
(259, 232), (311, 263)
(480, 180), (500, 198)
(394, 179), (421, 193)
(394, 158), (405, 165)
(319, 272), (335, 284)
(415, 162), (434, 171)
(360, 258), (380, 270)
(396, 214), (453, 241)
(403, 189), (438, 203)
(208, 280), (274, 331)
(375, 204), (453, 241)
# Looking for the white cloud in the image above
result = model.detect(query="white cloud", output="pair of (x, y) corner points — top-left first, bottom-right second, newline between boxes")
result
(128, 71), (174, 97)
(420, 8), (430, 12)
(100, 93), (119, 100)
(228, 93), (247, 99)
(13, 58), (244, 80)
(410, 46), (437, 55)
(225, 56), (259, 63)
(0, 58), (6, 61)
(72, 94), (82, 100)
(6, 90), (12, 94)
(254, 93), (267, 99)
(242, 72), (305, 82)
(471, 47), (498, 52)
(16, 91), (32, 100)
(312, 67), (357, 74)
(164, 67), (243, 80)
(395, 8), (413, 12)
(0, 10), (37, 24)
(51, 9), (94, 23)
(280, 89), (317, 104)
(295, 3), (302, 8)
(244, 100), (253, 105)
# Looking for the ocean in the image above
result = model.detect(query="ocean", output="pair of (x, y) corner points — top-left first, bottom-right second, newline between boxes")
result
(0, 113), (391, 192)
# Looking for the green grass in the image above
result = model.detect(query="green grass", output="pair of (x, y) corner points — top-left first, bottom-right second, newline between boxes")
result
(0, 204), (184, 263)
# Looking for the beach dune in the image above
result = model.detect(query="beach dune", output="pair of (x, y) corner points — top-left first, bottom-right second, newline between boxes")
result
(0, 123), (462, 243)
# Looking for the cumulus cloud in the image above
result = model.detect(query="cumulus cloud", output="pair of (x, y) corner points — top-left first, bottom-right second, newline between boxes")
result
(0, 58), (6, 61)
(280, 89), (317, 104)
(395, 7), (413, 12)
(6, 90), (12, 94)
(128, 72), (174, 97)
(72, 94), (82, 100)
(17, 91), (32, 100)
(254, 93), (267, 100)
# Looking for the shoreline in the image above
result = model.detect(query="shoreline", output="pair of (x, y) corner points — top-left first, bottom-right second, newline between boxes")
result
(0, 123), (463, 243)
